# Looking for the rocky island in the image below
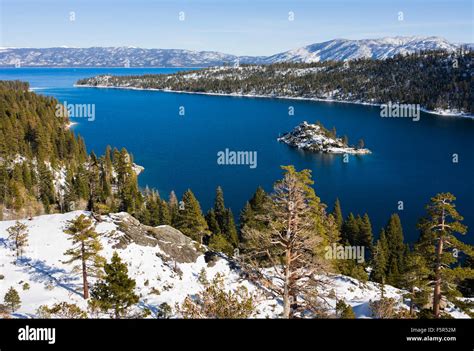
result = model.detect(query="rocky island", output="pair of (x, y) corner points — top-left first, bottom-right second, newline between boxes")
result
(278, 121), (371, 154)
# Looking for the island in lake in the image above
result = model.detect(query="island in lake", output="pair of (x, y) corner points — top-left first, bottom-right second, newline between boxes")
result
(278, 121), (371, 154)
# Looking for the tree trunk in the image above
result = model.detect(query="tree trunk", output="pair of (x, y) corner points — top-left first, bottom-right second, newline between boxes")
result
(409, 286), (414, 316)
(81, 242), (89, 299)
(433, 236), (443, 318)
(283, 248), (291, 319)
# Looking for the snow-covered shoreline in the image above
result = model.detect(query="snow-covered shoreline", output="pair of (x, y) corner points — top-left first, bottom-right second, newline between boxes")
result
(74, 84), (474, 119)
(278, 121), (372, 155)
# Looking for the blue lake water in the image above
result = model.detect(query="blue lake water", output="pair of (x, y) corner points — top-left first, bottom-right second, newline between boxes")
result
(1, 68), (473, 243)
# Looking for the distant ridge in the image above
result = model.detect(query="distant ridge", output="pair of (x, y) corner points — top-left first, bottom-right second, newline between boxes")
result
(0, 36), (466, 67)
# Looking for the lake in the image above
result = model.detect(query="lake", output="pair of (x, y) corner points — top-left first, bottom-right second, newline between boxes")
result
(1, 67), (472, 243)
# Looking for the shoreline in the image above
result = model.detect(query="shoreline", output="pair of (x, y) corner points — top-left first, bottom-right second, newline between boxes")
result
(74, 84), (474, 119)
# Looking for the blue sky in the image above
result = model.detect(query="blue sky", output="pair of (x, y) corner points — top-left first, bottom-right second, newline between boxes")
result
(1, 0), (472, 55)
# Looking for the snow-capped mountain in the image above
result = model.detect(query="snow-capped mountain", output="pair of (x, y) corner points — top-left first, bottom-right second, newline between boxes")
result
(264, 36), (461, 63)
(0, 37), (466, 67)
(0, 47), (265, 67)
(0, 211), (469, 318)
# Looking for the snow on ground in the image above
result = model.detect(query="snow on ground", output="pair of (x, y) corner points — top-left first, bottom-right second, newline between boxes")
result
(0, 212), (470, 318)
(0, 211), (275, 318)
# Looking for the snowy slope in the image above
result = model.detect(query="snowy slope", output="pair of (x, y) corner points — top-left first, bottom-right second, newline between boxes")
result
(0, 47), (265, 67)
(264, 36), (460, 63)
(0, 37), (464, 67)
(0, 212), (469, 318)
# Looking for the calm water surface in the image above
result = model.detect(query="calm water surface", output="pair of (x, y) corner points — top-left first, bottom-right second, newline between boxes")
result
(1, 68), (472, 243)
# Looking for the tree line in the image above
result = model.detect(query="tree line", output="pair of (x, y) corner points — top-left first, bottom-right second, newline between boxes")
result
(78, 49), (473, 114)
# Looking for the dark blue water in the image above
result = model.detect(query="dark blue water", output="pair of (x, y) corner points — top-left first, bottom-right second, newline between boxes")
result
(1, 68), (473, 243)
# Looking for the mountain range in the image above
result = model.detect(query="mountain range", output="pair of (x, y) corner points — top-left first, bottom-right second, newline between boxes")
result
(0, 36), (468, 67)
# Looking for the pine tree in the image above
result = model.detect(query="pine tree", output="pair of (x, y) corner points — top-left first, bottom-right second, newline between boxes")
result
(87, 151), (101, 212)
(0, 161), (8, 204)
(242, 166), (330, 318)
(208, 233), (234, 256)
(168, 191), (179, 226)
(401, 252), (430, 316)
(223, 208), (239, 247)
(159, 200), (171, 225)
(371, 229), (388, 283)
(4, 287), (21, 313)
(341, 213), (359, 245)
(90, 252), (139, 319)
(336, 300), (355, 319)
(37, 162), (55, 213)
(358, 213), (373, 257)
(385, 214), (406, 286)
(214, 186), (226, 229)
(332, 198), (343, 230)
(206, 209), (221, 236)
(240, 187), (268, 232)
(175, 189), (209, 243)
(64, 214), (105, 299)
(416, 193), (473, 318)
(211, 186), (238, 248)
(239, 201), (254, 231)
(6, 221), (29, 259)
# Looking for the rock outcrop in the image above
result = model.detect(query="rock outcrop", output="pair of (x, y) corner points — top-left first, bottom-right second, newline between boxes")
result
(110, 212), (201, 263)
(278, 121), (371, 154)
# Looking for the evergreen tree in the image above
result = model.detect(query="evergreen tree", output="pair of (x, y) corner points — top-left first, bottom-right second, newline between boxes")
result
(358, 213), (374, 257)
(239, 201), (254, 231)
(336, 300), (355, 319)
(401, 252), (430, 316)
(87, 152), (101, 212)
(416, 193), (473, 318)
(341, 213), (359, 245)
(242, 166), (330, 318)
(206, 209), (221, 236)
(64, 214), (105, 299)
(385, 214), (406, 286)
(6, 221), (29, 259)
(90, 252), (139, 319)
(168, 191), (179, 226)
(214, 186), (226, 229)
(159, 200), (171, 225)
(208, 233), (234, 256)
(371, 229), (388, 284)
(37, 163), (55, 213)
(239, 186), (269, 234)
(332, 198), (343, 231)
(4, 287), (21, 313)
(175, 190), (209, 243)
(223, 208), (239, 247)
